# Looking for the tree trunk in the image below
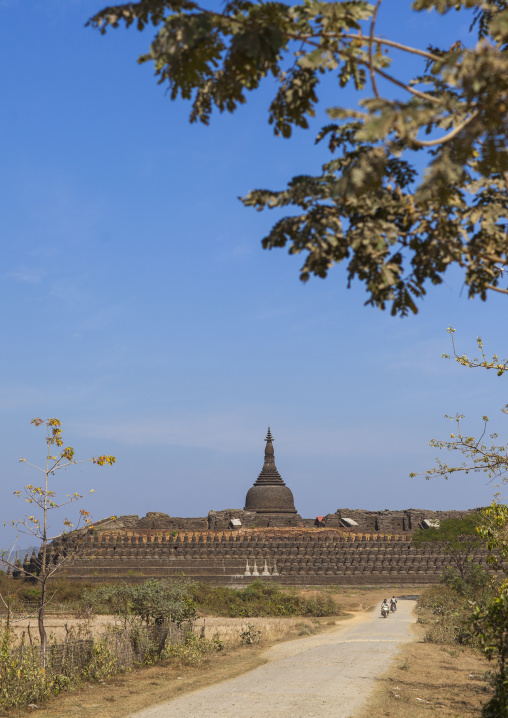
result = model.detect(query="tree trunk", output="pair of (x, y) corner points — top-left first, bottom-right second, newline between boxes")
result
(38, 579), (47, 667)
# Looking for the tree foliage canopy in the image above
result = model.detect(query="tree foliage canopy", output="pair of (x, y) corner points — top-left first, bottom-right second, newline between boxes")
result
(84, 578), (197, 626)
(89, 0), (508, 315)
(412, 515), (483, 577)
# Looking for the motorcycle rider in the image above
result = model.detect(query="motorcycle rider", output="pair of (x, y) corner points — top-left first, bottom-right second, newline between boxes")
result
(381, 598), (389, 616)
(390, 596), (398, 611)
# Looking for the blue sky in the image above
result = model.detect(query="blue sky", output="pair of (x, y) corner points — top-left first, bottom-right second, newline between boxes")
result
(1, 0), (507, 549)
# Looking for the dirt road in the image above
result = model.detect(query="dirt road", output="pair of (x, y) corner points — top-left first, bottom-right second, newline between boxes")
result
(131, 597), (417, 718)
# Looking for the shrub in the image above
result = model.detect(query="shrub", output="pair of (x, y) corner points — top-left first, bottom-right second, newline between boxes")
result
(239, 625), (261, 644)
(162, 629), (217, 667)
(80, 638), (117, 681)
(417, 569), (498, 650)
(18, 586), (42, 603)
(471, 592), (508, 717)
(440, 563), (494, 602)
(191, 582), (339, 618)
(83, 578), (197, 626)
(0, 628), (53, 709)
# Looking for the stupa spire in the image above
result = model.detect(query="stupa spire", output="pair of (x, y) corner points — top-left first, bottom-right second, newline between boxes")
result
(243, 428), (297, 514)
(254, 427), (284, 486)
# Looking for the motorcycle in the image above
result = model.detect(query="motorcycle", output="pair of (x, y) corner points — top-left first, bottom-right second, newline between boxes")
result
(390, 602), (397, 612)
(381, 605), (389, 618)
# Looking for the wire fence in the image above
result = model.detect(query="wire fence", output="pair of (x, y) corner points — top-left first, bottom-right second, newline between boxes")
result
(0, 601), (79, 617)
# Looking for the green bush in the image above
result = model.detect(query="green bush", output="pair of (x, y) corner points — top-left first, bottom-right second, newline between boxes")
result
(0, 622), (118, 710)
(440, 563), (493, 602)
(0, 628), (53, 709)
(18, 586), (42, 603)
(471, 592), (508, 717)
(0, 575), (93, 609)
(81, 638), (118, 681)
(417, 566), (498, 649)
(239, 624), (261, 644)
(162, 628), (217, 667)
(191, 581), (339, 617)
(83, 578), (197, 626)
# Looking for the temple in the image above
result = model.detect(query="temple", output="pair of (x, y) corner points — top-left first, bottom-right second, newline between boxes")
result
(6, 427), (495, 587)
(244, 428), (298, 515)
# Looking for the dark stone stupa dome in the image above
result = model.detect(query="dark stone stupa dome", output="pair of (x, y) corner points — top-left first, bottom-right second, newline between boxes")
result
(244, 428), (297, 514)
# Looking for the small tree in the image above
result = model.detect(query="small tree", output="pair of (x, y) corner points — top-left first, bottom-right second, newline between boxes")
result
(412, 515), (483, 579)
(84, 579), (197, 628)
(1, 418), (115, 659)
(472, 592), (508, 718)
(414, 328), (508, 484)
(414, 331), (508, 716)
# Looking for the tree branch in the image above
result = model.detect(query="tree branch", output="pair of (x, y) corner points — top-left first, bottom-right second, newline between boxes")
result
(172, 2), (441, 67)
(340, 34), (442, 62)
(18, 461), (45, 472)
(371, 62), (440, 103)
(291, 33), (441, 104)
(368, 0), (382, 100)
(486, 284), (508, 295)
(411, 111), (480, 147)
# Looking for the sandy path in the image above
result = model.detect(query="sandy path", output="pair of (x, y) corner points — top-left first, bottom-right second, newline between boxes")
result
(130, 598), (417, 718)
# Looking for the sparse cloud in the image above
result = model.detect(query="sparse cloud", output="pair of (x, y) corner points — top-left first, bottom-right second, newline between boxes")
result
(69, 412), (425, 458)
(382, 337), (457, 376)
(80, 304), (124, 332)
(29, 247), (58, 259)
(4, 269), (42, 283)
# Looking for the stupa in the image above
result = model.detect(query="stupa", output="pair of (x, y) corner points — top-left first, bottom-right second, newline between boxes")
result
(244, 428), (297, 514)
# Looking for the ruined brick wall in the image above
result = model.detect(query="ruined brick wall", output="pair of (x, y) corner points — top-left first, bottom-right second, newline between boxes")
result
(330, 508), (479, 532)
(93, 508), (480, 535)
(96, 510), (305, 533)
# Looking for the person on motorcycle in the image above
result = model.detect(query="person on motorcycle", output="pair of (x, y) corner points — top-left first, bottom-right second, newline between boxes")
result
(390, 596), (398, 611)
(381, 599), (389, 616)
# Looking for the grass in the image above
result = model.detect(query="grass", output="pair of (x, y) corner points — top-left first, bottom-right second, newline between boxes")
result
(192, 615), (321, 644)
(358, 575), (498, 718)
(5, 614), (322, 650)
(17, 616), (327, 718)
(357, 624), (492, 718)
(4, 580), (482, 717)
(0, 611), (325, 714)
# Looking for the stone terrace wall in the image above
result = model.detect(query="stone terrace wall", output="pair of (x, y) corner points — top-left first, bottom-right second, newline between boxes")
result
(49, 527), (503, 587)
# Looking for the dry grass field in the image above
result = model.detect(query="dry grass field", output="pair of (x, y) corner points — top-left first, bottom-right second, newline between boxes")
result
(6, 615), (333, 718)
(2, 584), (494, 718)
(7, 615), (114, 645)
(356, 617), (493, 718)
(5, 583), (396, 646)
(6, 613), (327, 647)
